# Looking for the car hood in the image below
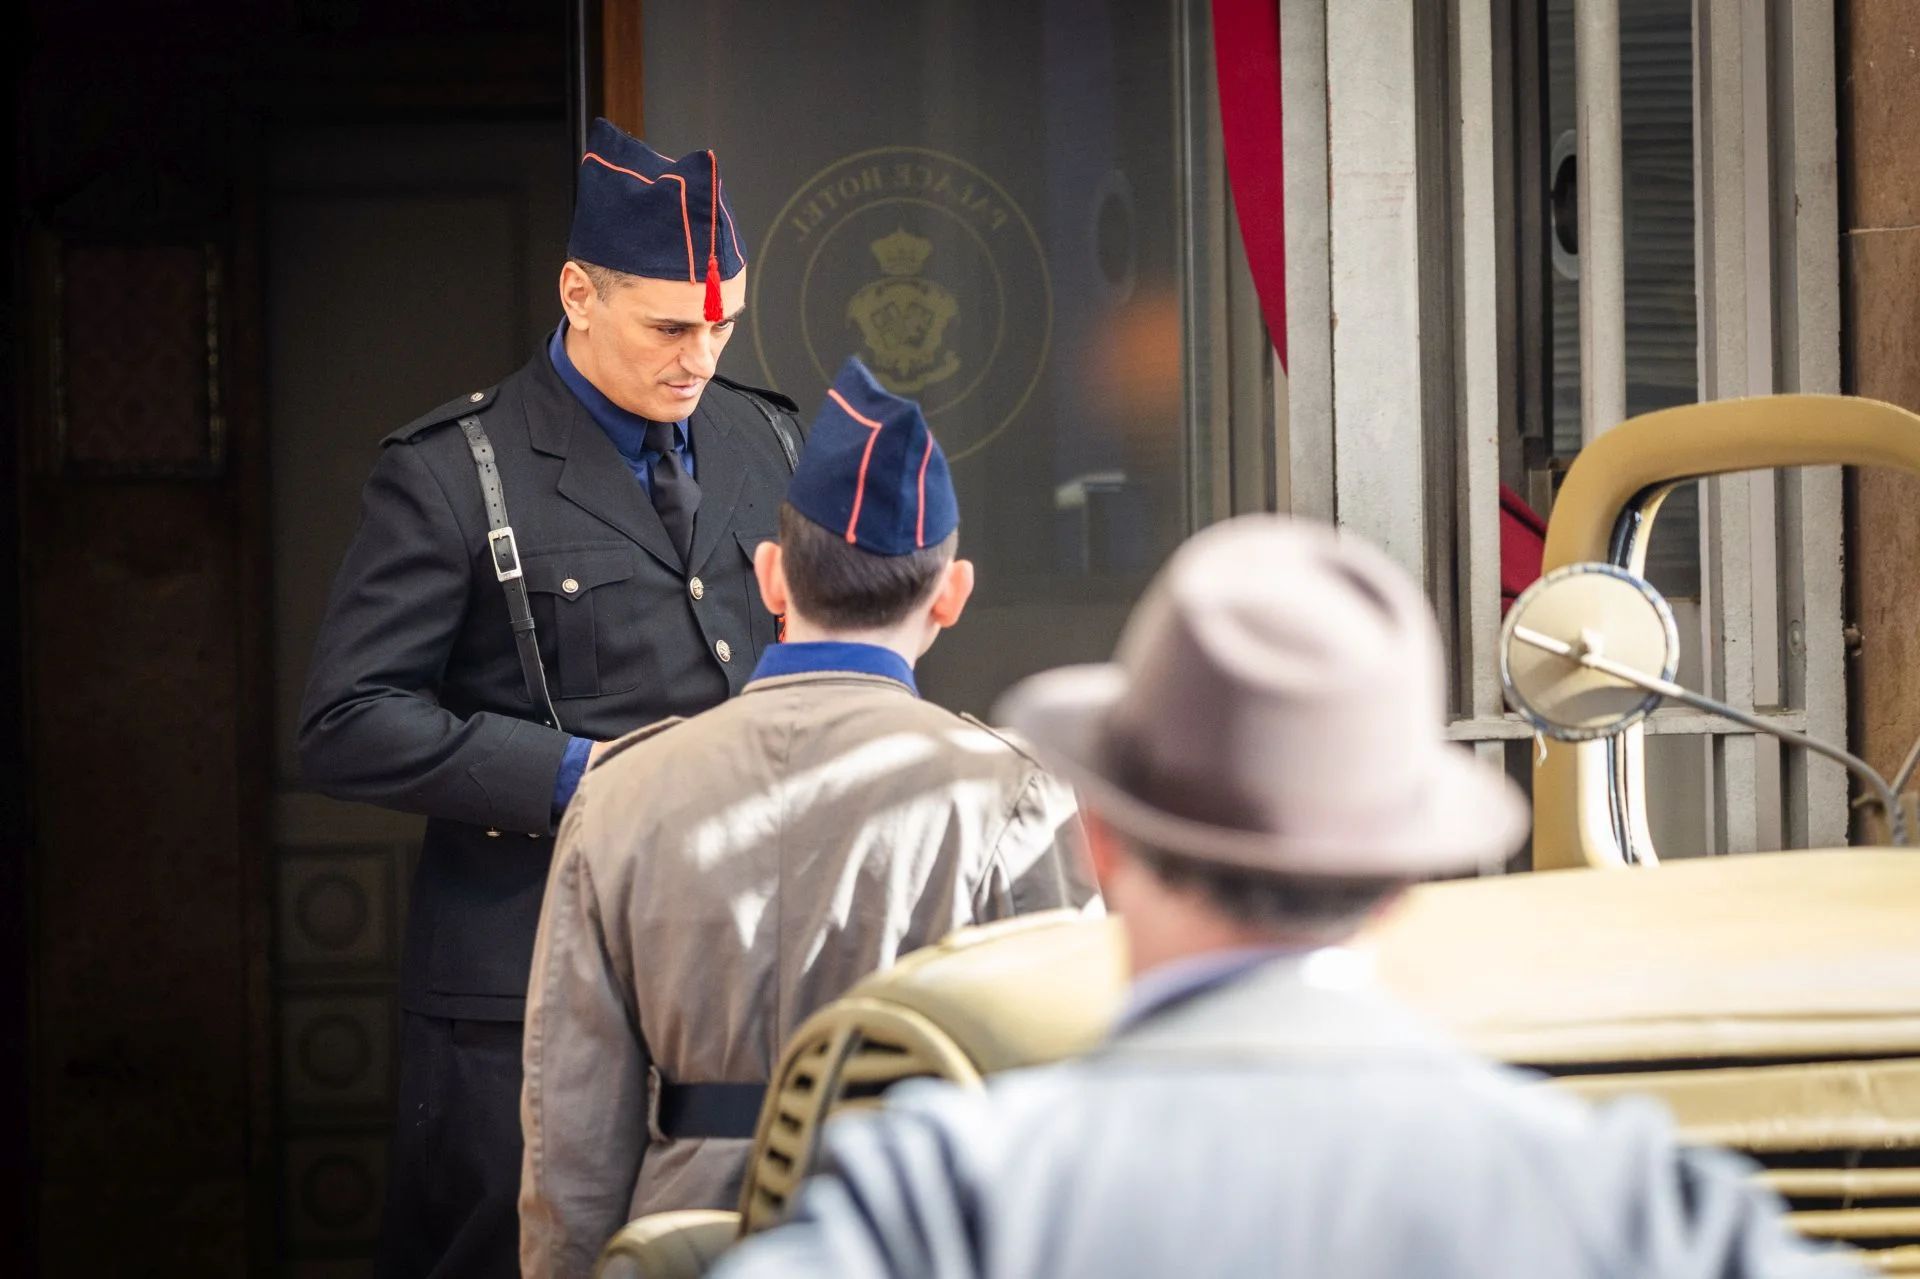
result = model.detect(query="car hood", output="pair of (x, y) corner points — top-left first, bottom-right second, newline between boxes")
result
(1374, 848), (1920, 1064)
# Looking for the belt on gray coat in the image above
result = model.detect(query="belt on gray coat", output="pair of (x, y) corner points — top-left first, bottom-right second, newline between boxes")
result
(658, 1082), (766, 1140)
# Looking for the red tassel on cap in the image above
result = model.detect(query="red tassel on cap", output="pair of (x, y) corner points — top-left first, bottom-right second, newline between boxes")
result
(704, 253), (723, 322)
(703, 151), (725, 322)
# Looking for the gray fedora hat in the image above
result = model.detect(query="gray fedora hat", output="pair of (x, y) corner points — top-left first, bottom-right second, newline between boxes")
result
(994, 516), (1528, 876)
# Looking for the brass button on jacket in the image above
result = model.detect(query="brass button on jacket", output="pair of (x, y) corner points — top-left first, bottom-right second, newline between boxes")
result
(561, 577), (580, 595)
(715, 640), (733, 663)
(689, 576), (705, 601)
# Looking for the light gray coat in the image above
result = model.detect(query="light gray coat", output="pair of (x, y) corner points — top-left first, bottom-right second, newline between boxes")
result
(711, 953), (1864, 1279)
(519, 670), (1097, 1279)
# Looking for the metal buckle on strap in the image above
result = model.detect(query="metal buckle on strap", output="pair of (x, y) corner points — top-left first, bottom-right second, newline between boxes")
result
(486, 527), (523, 582)
(645, 1065), (669, 1145)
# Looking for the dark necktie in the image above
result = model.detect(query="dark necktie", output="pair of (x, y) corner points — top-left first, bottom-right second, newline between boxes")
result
(645, 420), (700, 568)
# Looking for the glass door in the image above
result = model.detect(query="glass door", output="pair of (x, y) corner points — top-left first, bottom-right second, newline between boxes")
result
(639, 0), (1258, 712)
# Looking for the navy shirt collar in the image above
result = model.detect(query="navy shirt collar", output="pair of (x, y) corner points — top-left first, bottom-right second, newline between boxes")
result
(749, 641), (918, 696)
(547, 323), (688, 461)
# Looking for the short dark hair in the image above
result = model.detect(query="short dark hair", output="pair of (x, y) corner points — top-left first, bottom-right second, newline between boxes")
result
(1124, 839), (1405, 937)
(777, 502), (956, 630)
(571, 258), (637, 296)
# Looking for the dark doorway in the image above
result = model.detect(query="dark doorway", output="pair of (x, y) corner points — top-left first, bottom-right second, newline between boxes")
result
(265, 119), (568, 1269)
(12, 4), (566, 1272)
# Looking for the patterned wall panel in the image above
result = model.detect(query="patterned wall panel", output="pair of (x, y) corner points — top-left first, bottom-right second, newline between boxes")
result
(281, 1132), (389, 1254)
(277, 850), (395, 975)
(274, 842), (406, 1275)
(280, 991), (394, 1117)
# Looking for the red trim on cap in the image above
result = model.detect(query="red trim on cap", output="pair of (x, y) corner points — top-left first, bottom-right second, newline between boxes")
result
(827, 387), (886, 545)
(707, 153), (719, 266)
(582, 151), (654, 183)
(915, 435), (933, 548)
(826, 387), (885, 430)
(581, 152), (697, 282)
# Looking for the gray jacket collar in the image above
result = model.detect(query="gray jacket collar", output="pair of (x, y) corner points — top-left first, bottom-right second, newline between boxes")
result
(1101, 949), (1455, 1066)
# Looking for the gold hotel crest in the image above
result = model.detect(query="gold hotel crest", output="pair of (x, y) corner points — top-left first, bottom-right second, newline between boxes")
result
(847, 228), (961, 394)
(752, 147), (1052, 462)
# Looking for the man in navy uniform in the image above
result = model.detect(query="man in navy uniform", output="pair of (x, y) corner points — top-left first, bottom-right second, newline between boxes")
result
(299, 118), (803, 1278)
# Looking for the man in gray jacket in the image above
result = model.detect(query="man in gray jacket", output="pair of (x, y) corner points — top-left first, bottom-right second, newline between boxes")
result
(710, 516), (1859, 1279)
(518, 357), (1097, 1278)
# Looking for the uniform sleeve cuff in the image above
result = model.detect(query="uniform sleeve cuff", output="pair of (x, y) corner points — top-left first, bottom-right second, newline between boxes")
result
(552, 736), (594, 821)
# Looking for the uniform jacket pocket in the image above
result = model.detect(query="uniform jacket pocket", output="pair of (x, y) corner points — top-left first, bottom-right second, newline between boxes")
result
(525, 546), (639, 698)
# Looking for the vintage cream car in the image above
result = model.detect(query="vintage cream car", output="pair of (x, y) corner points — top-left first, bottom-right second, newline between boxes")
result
(600, 395), (1920, 1278)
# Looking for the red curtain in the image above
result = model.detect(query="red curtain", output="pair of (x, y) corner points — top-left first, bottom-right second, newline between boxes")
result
(1211, 0), (1288, 370)
(1211, 7), (1546, 605)
(1499, 485), (1547, 613)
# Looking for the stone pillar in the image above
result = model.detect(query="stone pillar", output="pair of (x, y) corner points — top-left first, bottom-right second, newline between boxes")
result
(1842, 2), (1920, 785)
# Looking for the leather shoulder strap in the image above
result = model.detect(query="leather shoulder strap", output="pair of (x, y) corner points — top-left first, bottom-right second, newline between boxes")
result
(710, 373), (798, 413)
(711, 374), (801, 472)
(458, 415), (563, 732)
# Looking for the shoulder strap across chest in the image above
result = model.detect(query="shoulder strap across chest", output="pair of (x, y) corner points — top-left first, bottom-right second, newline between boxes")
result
(458, 415), (562, 733)
(711, 374), (801, 473)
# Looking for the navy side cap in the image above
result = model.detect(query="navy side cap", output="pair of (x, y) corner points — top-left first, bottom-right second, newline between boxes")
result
(788, 358), (957, 556)
(568, 118), (745, 318)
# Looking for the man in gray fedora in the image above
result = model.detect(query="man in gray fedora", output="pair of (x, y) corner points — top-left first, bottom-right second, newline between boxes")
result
(709, 515), (1857, 1278)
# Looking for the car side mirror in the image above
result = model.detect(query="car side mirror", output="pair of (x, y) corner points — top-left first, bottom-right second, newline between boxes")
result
(1500, 563), (1909, 846)
(1501, 564), (1678, 742)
